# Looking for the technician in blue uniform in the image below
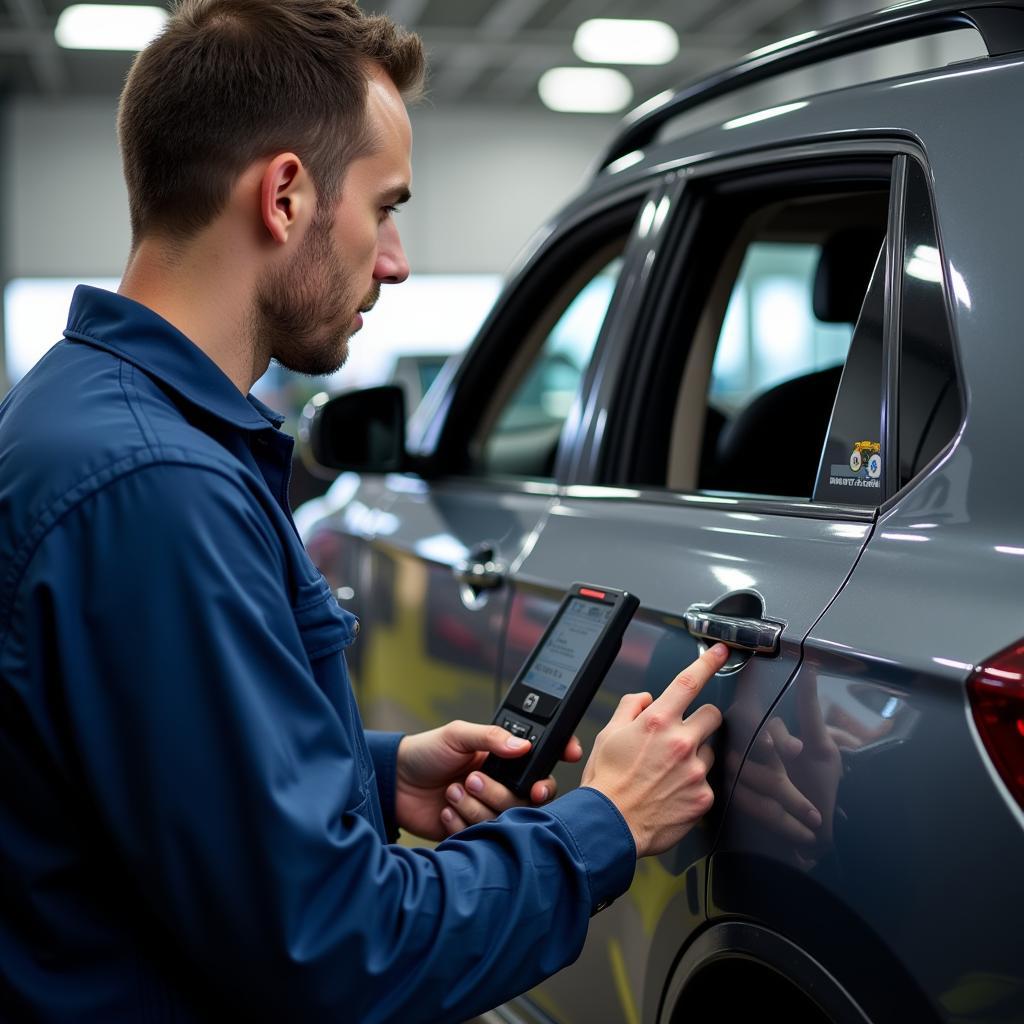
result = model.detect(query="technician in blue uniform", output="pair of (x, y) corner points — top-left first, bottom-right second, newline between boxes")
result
(0, 2), (727, 1020)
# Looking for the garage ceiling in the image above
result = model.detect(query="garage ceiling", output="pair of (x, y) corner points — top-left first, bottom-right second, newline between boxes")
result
(0, 0), (867, 106)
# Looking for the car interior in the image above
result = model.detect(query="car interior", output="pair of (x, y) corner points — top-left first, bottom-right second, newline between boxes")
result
(665, 190), (889, 499)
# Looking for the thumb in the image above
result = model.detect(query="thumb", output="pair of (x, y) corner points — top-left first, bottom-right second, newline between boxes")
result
(444, 719), (532, 760)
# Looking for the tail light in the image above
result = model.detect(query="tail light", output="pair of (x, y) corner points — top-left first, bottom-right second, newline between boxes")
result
(968, 641), (1024, 809)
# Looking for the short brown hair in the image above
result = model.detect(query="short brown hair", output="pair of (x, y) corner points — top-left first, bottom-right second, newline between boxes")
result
(117, 0), (425, 244)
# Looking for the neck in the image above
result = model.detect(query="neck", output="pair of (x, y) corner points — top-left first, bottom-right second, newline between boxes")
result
(119, 232), (266, 393)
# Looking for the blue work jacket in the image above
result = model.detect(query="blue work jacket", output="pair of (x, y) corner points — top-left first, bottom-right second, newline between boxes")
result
(0, 286), (636, 1022)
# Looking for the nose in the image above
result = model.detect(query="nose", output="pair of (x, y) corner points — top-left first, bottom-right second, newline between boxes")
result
(374, 217), (410, 285)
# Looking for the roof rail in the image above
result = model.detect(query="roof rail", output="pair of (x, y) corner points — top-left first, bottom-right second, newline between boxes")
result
(597, 0), (1024, 170)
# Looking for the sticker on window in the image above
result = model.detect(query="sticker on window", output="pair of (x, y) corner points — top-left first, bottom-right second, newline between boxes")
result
(829, 440), (881, 490)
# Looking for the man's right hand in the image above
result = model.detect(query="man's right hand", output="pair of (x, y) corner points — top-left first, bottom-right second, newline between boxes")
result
(581, 643), (729, 857)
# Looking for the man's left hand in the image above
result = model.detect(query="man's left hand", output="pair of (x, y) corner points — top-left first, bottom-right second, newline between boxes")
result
(394, 721), (583, 841)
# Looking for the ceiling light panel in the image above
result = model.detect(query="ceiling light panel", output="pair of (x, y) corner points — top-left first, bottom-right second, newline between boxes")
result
(538, 67), (633, 114)
(55, 4), (169, 52)
(573, 19), (679, 66)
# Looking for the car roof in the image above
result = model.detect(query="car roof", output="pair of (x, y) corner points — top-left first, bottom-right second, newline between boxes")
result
(595, 0), (1024, 172)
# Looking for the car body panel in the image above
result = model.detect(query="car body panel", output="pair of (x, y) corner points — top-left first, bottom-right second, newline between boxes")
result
(337, 476), (561, 735)
(707, 435), (1024, 1020)
(299, 31), (1024, 1024)
(498, 493), (872, 1023)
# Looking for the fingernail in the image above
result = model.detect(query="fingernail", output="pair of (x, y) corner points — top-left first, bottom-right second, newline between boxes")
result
(441, 808), (453, 825)
(447, 784), (464, 803)
(506, 736), (529, 750)
(807, 807), (822, 828)
(538, 785), (550, 801)
(711, 643), (729, 658)
(466, 774), (484, 794)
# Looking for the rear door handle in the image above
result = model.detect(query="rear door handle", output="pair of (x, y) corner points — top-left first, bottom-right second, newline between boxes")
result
(684, 607), (782, 655)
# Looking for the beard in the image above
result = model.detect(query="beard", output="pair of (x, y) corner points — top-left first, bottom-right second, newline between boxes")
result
(252, 207), (378, 378)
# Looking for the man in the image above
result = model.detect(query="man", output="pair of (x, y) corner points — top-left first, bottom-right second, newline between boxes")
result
(0, 2), (727, 1021)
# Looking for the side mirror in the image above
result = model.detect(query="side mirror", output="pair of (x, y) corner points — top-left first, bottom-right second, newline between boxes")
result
(298, 385), (407, 478)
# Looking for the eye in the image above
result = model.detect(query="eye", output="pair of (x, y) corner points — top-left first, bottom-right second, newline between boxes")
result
(380, 204), (400, 220)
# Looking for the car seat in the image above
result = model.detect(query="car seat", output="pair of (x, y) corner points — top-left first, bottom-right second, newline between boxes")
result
(700, 228), (884, 497)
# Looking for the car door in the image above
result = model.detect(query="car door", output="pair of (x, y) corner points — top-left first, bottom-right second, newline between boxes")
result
(306, 183), (663, 739)
(706, 152), (1021, 1024)
(495, 146), (909, 1024)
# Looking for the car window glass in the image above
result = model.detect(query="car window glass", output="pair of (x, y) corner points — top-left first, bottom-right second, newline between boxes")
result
(709, 241), (856, 421)
(898, 160), (963, 487)
(661, 186), (889, 501)
(811, 243), (886, 504)
(477, 256), (623, 479)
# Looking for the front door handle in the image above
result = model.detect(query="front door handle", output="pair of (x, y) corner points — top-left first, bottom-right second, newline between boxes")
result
(684, 607), (782, 655)
(453, 558), (506, 590)
(453, 543), (506, 600)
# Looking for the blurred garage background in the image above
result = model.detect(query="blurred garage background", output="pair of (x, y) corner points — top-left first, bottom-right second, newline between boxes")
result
(0, 0), (982, 502)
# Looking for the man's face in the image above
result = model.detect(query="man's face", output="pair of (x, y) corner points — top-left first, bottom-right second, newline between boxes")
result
(255, 68), (412, 377)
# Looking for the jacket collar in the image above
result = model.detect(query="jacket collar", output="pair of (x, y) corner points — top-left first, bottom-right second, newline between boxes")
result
(63, 285), (285, 432)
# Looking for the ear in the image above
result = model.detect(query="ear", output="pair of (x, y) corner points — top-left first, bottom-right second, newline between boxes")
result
(259, 152), (312, 245)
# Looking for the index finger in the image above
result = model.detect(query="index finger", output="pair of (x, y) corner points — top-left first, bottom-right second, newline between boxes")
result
(647, 643), (729, 717)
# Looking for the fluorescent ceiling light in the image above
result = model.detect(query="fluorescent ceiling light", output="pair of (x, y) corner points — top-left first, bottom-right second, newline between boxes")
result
(55, 4), (168, 51)
(574, 18), (678, 65)
(539, 68), (633, 114)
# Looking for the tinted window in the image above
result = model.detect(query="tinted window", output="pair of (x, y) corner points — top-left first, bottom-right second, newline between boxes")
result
(709, 242), (853, 416)
(701, 234), (876, 498)
(476, 255), (623, 479)
(657, 184), (889, 501)
(898, 160), (963, 486)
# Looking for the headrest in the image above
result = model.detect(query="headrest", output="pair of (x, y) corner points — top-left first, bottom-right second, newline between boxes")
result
(813, 228), (885, 323)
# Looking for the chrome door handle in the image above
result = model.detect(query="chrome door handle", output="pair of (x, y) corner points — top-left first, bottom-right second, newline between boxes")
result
(453, 558), (506, 590)
(453, 543), (506, 591)
(684, 608), (782, 655)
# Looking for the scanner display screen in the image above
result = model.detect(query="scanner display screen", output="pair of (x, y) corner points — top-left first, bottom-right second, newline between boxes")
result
(520, 598), (614, 699)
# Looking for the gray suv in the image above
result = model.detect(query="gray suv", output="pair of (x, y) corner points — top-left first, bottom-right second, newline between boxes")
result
(300, 2), (1024, 1021)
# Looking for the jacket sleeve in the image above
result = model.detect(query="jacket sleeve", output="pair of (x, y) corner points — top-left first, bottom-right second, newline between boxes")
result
(24, 461), (636, 1023)
(363, 730), (403, 841)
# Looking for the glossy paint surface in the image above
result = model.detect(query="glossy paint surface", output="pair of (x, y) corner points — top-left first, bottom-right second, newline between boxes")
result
(300, 44), (1024, 1024)
(499, 495), (869, 1023)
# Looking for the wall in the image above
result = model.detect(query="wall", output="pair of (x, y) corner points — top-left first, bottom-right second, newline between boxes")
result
(3, 97), (617, 280)
(0, 22), (986, 389)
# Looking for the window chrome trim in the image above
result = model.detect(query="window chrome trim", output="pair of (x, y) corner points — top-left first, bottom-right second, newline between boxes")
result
(882, 155), (908, 501)
(558, 483), (877, 522)
(642, 133), (928, 183)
